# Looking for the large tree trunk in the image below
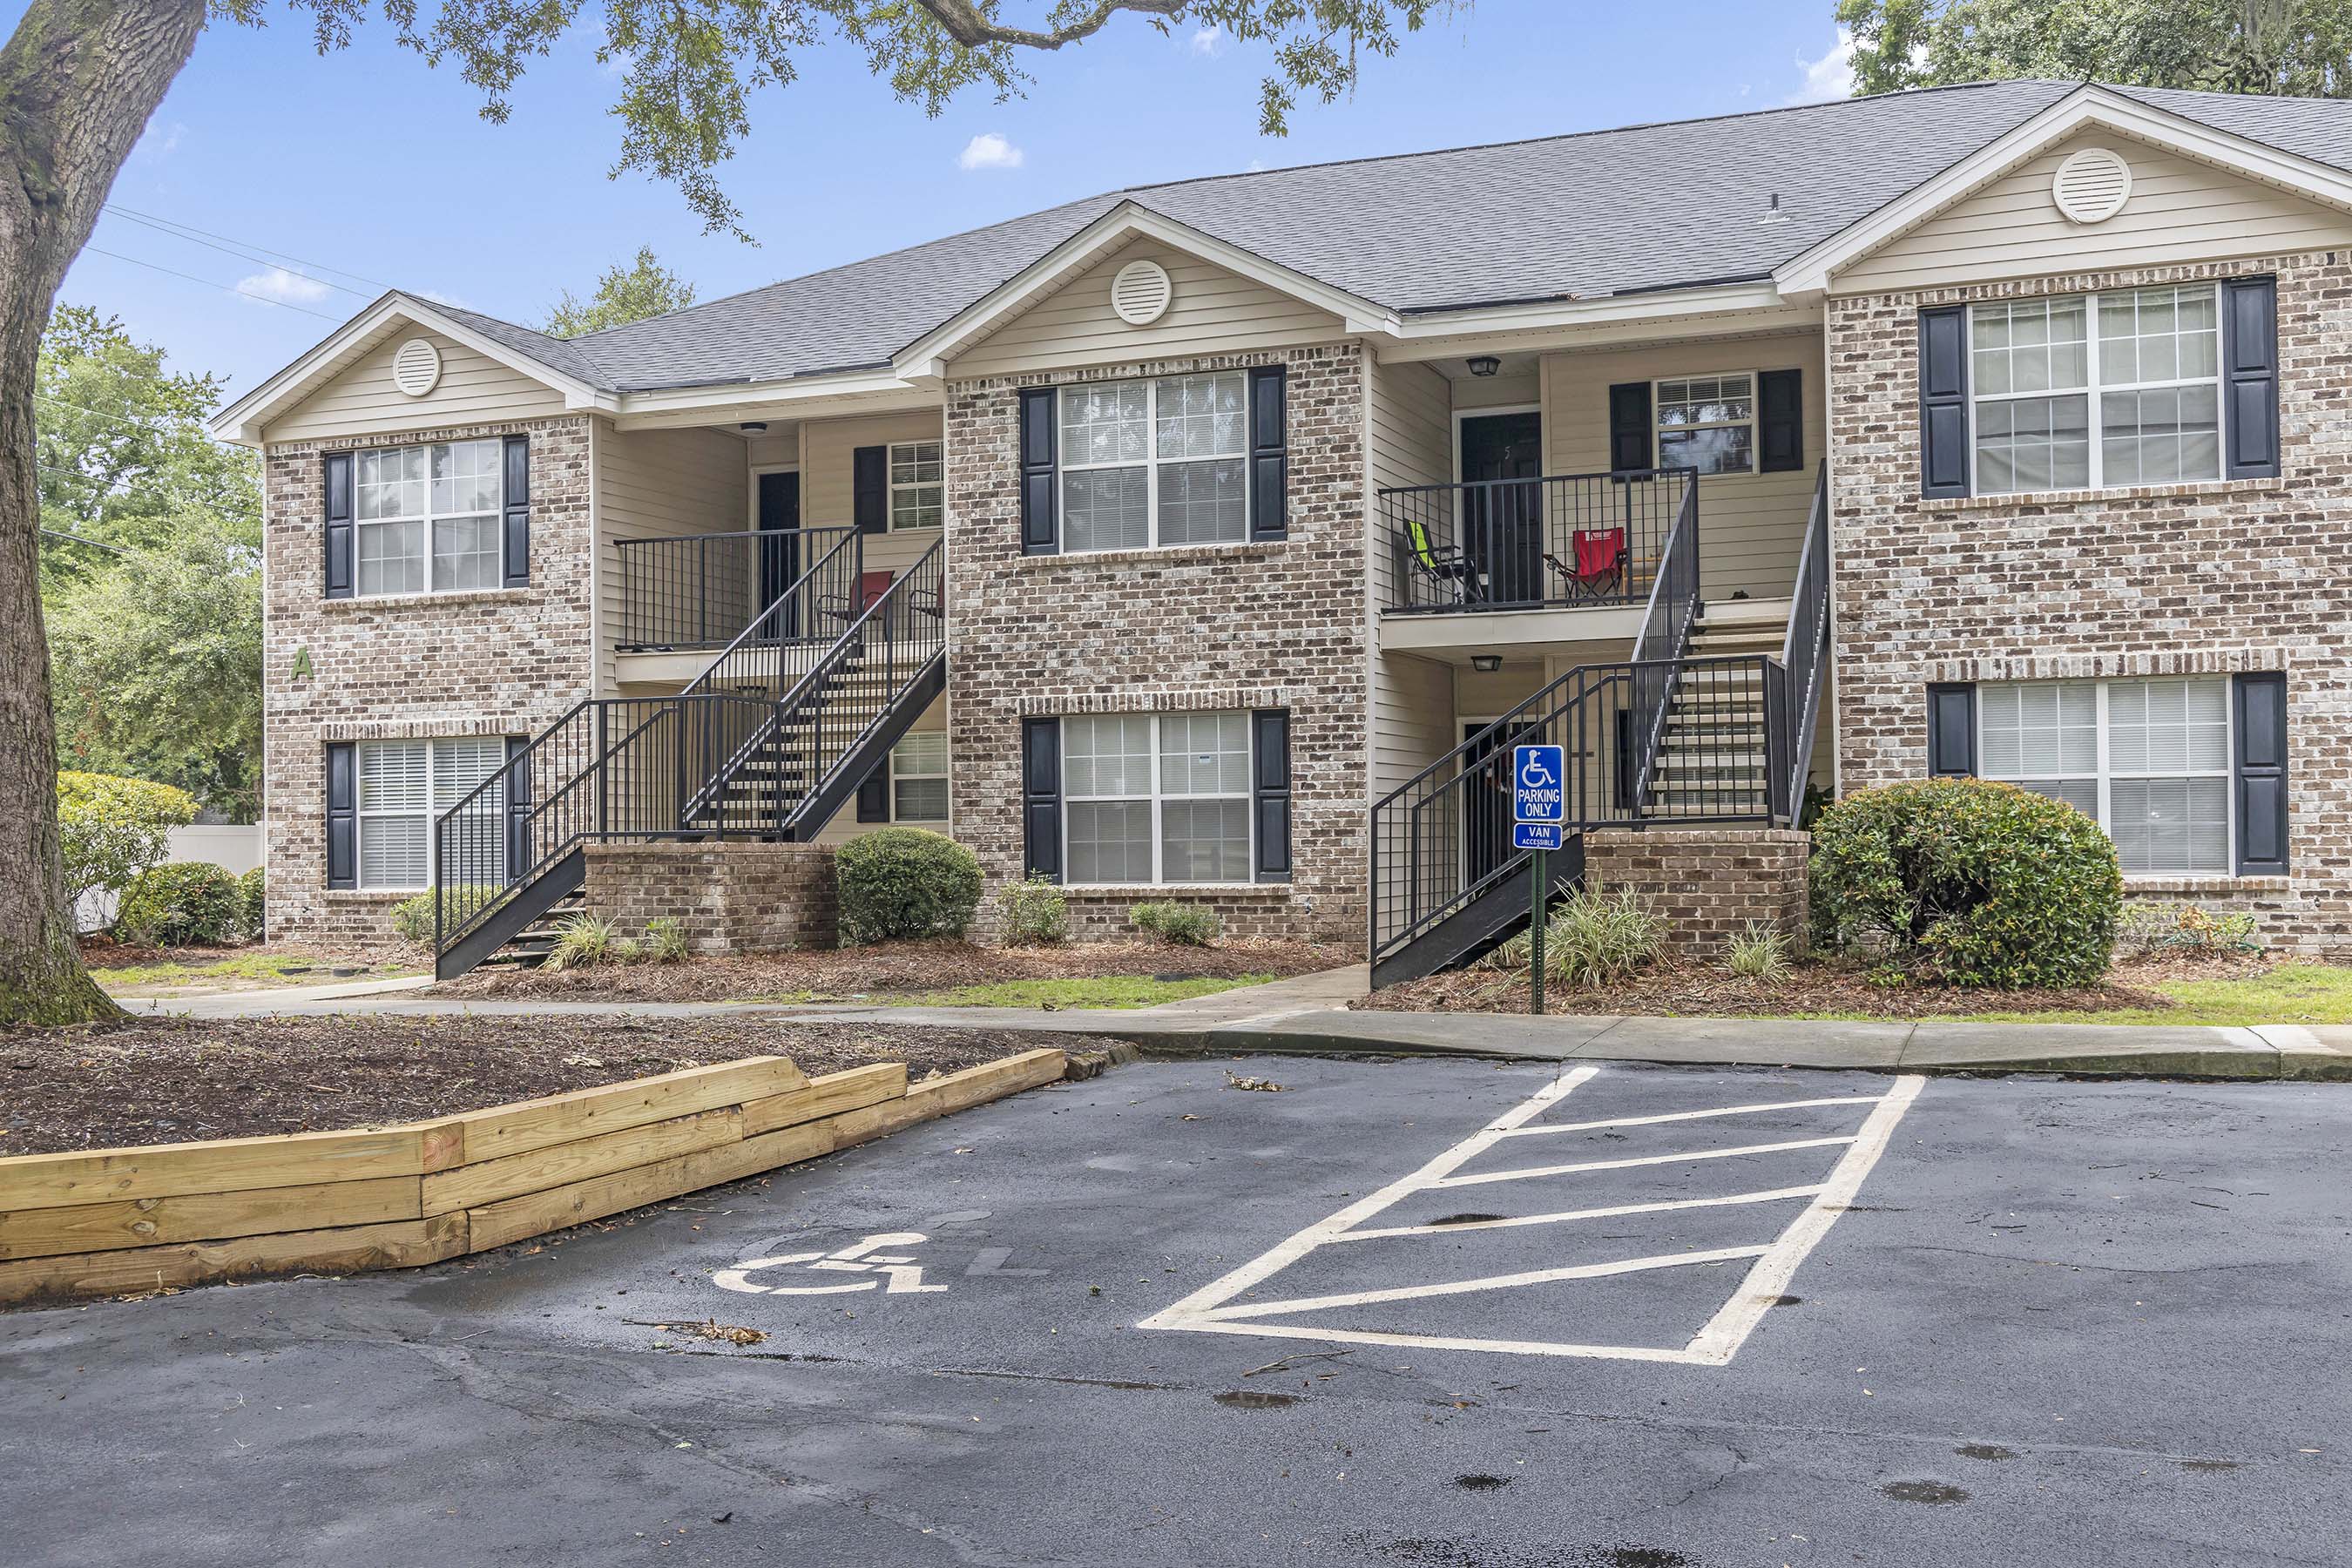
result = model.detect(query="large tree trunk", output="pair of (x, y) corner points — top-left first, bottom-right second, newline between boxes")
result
(0, 0), (206, 1023)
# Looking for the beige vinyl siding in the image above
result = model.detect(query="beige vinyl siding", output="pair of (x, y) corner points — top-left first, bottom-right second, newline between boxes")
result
(1835, 132), (2352, 294)
(949, 240), (1346, 379)
(1451, 371), (1541, 412)
(1540, 335), (1821, 602)
(1366, 355), (1459, 803)
(267, 328), (567, 442)
(593, 421), (748, 693)
(801, 409), (946, 578)
(808, 695), (950, 848)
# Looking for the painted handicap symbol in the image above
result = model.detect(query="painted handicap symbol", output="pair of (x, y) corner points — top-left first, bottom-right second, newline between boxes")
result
(713, 1231), (949, 1297)
(1517, 751), (1558, 790)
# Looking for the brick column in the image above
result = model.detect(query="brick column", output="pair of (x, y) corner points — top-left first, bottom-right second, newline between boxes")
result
(1580, 828), (1809, 957)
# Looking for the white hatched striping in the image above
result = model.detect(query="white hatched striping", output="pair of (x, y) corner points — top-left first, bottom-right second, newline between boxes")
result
(1200, 1246), (1771, 1322)
(1335, 1184), (1826, 1243)
(1493, 1095), (1882, 1139)
(1429, 1135), (1857, 1189)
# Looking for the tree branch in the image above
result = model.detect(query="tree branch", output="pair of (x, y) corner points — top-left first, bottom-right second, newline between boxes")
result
(915, 0), (1186, 53)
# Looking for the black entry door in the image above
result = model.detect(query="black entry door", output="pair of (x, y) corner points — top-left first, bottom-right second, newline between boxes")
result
(1463, 720), (1538, 889)
(757, 470), (801, 636)
(1459, 411), (1544, 605)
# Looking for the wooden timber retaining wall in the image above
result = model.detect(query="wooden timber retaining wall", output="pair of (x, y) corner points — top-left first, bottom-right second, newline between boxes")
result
(0, 1047), (1068, 1308)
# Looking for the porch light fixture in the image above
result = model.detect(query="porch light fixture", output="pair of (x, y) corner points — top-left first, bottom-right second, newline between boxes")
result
(1466, 355), (1502, 378)
(739, 421), (768, 434)
(1470, 653), (1504, 672)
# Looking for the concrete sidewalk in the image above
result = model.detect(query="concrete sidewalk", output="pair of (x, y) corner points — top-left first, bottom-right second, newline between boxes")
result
(122, 963), (2352, 1081)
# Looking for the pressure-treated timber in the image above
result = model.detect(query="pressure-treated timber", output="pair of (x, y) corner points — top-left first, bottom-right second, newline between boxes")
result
(740, 1062), (907, 1137)
(421, 1107), (745, 1216)
(437, 1056), (805, 1167)
(463, 1123), (834, 1254)
(0, 1124), (451, 1211)
(0, 1175), (422, 1263)
(0, 1213), (469, 1305)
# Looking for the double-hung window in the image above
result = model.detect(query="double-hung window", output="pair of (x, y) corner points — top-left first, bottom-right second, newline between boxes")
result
(354, 439), (504, 596)
(355, 736), (509, 890)
(1979, 678), (2232, 875)
(1654, 374), (1755, 476)
(889, 732), (950, 823)
(889, 441), (943, 530)
(1063, 712), (1252, 883)
(1970, 285), (2221, 495)
(1059, 373), (1248, 551)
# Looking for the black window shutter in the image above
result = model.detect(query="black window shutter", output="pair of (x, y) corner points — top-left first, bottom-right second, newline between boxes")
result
(853, 445), (889, 535)
(1248, 365), (1288, 540)
(1021, 717), (1062, 882)
(504, 734), (531, 878)
(855, 757), (890, 823)
(1758, 368), (1804, 472)
(2234, 671), (2288, 875)
(1018, 388), (1058, 555)
(501, 436), (531, 588)
(1926, 683), (1977, 777)
(323, 451), (355, 599)
(1918, 305), (1971, 498)
(2222, 276), (2280, 480)
(1607, 382), (1652, 473)
(325, 742), (357, 889)
(1252, 709), (1292, 882)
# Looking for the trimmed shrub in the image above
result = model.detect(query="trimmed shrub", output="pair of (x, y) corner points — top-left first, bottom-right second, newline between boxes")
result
(1809, 777), (2122, 989)
(645, 916), (690, 962)
(115, 862), (242, 947)
(57, 770), (197, 911)
(1131, 901), (1222, 946)
(836, 828), (983, 944)
(238, 866), (267, 940)
(998, 875), (1070, 944)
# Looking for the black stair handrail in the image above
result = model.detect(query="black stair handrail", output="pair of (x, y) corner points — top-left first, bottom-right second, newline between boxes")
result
(1625, 465), (1702, 812)
(1777, 461), (1832, 824)
(685, 526), (867, 699)
(616, 525), (857, 652)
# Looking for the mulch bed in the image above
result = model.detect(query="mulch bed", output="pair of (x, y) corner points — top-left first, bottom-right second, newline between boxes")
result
(443, 936), (1353, 1003)
(78, 936), (415, 978)
(0, 1015), (1114, 1157)
(1360, 950), (2271, 1019)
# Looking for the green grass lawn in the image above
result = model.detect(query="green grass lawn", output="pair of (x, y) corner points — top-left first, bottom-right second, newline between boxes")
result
(1792, 963), (2352, 1028)
(94, 952), (418, 992)
(734, 974), (1276, 1010)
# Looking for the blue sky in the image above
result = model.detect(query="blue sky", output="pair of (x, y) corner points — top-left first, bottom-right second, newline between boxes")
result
(27, 2), (1856, 396)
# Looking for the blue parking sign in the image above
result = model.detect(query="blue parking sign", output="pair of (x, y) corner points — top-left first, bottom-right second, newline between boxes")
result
(1512, 821), (1565, 851)
(1513, 744), (1565, 825)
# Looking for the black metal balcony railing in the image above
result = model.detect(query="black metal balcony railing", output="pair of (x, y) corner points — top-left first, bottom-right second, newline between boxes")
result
(614, 526), (857, 652)
(1380, 468), (1697, 613)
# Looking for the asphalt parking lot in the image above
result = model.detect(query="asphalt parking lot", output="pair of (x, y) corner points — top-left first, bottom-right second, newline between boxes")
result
(4, 1055), (2349, 1567)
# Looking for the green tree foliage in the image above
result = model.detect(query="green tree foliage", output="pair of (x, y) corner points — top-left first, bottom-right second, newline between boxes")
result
(56, 770), (197, 914)
(545, 247), (699, 337)
(1838, 0), (2352, 98)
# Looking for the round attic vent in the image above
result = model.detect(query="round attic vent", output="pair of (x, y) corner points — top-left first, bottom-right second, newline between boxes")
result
(2052, 146), (2133, 224)
(1110, 259), (1174, 326)
(392, 336), (443, 397)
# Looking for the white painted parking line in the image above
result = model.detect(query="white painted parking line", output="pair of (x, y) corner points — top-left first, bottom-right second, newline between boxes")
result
(1141, 1069), (1926, 1365)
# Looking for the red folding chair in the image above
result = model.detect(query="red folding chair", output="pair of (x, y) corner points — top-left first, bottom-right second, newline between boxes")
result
(1544, 525), (1628, 602)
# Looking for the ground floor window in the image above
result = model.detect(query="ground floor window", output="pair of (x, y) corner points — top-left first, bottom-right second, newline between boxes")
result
(890, 732), (949, 822)
(357, 736), (509, 889)
(1063, 711), (1252, 883)
(1978, 678), (2232, 874)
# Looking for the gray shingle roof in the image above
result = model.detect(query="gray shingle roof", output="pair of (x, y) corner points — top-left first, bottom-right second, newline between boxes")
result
(436, 80), (2352, 395)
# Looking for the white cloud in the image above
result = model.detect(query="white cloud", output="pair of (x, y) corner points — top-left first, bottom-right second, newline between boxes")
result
(235, 267), (335, 308)
(957, 132), (1025, 172)
(419, 288), (471, 310)
(1787, 30), (1855, 105)
(1190, 26), (1226, 57)
(133, 117), (186, 160)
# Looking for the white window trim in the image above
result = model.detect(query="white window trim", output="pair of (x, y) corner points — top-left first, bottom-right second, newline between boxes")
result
(1977, 678), (2236, 878)
(887, 440), (943, 532)
(1058, 374), (1252, 553)
(888, 732), (950, 824)
(1061, 712), (1254, 886)
(355, 439), (505, 598)
(1965, 285), (2227, 497)
(1652, 370), (1758, 476)
(355, 736), (513, 893)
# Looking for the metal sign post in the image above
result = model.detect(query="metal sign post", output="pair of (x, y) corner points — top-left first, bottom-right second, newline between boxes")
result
(1511, 744), (1567, 1017)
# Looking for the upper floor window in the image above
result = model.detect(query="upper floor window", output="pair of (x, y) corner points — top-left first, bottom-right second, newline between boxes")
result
(1060, 373), (1248, 551)
(1979, 677), (2232, 875)
(889, 441), (943, 530)
(1654, 374), (1755, 476)
(1970, 285), (2220, 495)
(355, 439), (504, 596)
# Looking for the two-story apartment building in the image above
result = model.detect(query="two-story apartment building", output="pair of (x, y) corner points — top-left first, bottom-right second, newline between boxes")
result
(213, 81), (2352, 983)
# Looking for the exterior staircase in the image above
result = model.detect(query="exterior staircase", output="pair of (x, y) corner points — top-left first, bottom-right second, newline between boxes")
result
(1647, 601), (1787, 821)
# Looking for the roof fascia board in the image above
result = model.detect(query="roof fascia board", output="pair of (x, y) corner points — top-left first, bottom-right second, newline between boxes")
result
(1777, 84), (2352, 297)
(893, 201), (1401, 380)
(611, 368), (940, 429)
(210, 292), (611, 444)
(1378, 281), (1807, 361)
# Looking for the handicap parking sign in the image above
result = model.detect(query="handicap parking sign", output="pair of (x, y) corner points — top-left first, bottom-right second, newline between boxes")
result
(1512, 821), (1565, 851)
(1512, 744), (1565, 825)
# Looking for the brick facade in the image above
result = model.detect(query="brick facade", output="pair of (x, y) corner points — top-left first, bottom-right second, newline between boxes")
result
(1828, 251), (2352, 951)
(582, 841), (839, 953)
(262, 416), (594, 945)
(1583, 828), (1810, 957)
(944, 344), (1367, 946)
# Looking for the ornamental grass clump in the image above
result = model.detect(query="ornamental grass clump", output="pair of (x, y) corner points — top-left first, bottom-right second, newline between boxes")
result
(1484, 885), (1664, 990)
(1808, 777), (2122, 989)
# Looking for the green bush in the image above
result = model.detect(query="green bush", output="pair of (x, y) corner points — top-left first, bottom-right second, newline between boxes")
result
(835, 828), (983, 944)
(238, 866), (267, 940)
(389, 887), (504, 950)
(1809, 777), (2122, 989)
(645, 916), (690, 962)
(57, 770), (197, 911)
(1131, 901), (1222, 946)
(115, 862), (243, 947)
(998, 875), (1070, 944)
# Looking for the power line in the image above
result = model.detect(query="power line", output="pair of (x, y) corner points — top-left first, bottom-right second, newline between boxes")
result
(38, 527), (125, 555)
(103, 203), (392, 294)
(78, 246), (344, 321)
(99, 207), (374, 300)
(35, 389), (234, 442)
